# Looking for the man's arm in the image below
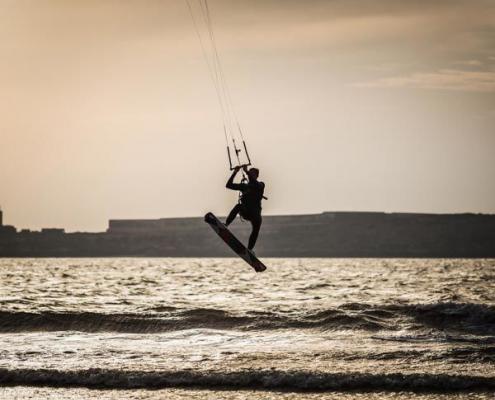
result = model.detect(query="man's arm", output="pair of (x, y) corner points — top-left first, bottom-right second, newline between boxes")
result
(226, 167), (244, 191)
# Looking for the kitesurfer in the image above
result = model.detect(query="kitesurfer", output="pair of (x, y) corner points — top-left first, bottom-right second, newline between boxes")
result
(225, 166), (265, 250)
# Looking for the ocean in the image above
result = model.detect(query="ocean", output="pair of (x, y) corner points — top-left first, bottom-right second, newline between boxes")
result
(0, 258), (493, 399)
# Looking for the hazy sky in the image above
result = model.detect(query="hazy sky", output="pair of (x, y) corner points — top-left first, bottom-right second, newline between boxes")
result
(1, 0), (494, 231)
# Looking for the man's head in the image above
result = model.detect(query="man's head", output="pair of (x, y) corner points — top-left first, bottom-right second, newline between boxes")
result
(247, 167), (259, 181)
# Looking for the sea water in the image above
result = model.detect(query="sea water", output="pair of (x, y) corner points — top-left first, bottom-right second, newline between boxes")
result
(0, 258), (493, 399)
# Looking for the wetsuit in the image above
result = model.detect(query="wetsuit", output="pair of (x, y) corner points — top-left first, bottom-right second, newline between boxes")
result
(225, 170), (265, 250)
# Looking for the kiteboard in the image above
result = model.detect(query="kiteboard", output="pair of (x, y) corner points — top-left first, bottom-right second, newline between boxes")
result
(204, 212), (267, 272)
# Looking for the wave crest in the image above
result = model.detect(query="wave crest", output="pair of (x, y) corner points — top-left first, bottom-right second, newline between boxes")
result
(0, 368), (493, 391)
(1, 302), (494, 334)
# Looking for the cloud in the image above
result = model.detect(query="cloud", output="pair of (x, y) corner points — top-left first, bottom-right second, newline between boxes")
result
(454, 60), (483, 67)
(354, 69), (495, 92)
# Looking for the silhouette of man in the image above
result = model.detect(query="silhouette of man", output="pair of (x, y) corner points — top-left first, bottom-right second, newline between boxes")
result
(225, 165), (265, 250)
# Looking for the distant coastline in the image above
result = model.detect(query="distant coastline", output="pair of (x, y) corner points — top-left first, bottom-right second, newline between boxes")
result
(1, 211), (494, 258)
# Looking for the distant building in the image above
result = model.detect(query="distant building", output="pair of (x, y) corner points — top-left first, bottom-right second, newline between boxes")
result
(108, 217), (206, 234)
(0, 208), (16, 235)
(0, 225), (16, 235)
(41, 228), (65, 235)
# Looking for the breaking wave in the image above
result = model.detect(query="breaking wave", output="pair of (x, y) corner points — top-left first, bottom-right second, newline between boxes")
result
(0, 368), (493, 391)
(1, 302), (494, 334)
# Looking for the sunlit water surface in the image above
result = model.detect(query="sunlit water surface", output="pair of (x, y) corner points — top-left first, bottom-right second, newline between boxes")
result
(0, 258), (494, 399)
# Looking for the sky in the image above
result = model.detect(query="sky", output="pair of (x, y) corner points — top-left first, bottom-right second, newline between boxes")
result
(0, 0), (494, 232)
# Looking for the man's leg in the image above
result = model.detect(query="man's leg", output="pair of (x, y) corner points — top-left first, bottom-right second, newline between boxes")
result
(248, 214), (262, 250)
(225, 204), (241, 226)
